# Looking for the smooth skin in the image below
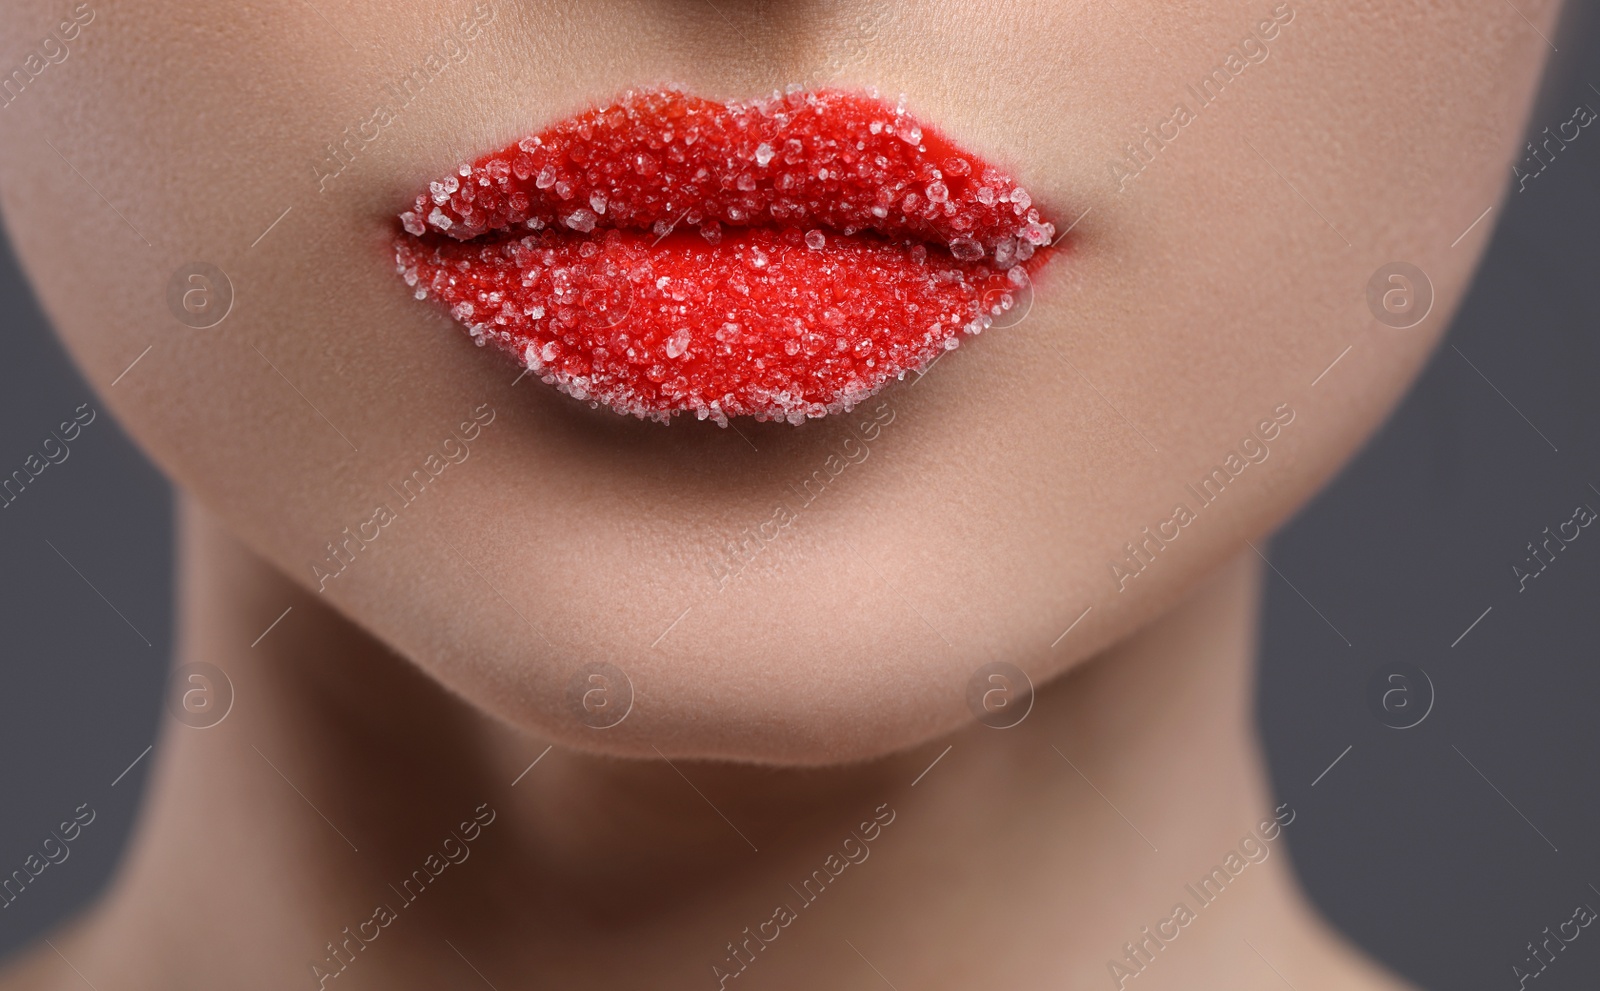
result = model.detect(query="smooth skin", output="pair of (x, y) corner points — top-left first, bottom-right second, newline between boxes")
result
(0, 0), (1562, 987)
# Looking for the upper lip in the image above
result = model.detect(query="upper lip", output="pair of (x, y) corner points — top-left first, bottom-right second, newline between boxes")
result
(400, 86), (1054, 263)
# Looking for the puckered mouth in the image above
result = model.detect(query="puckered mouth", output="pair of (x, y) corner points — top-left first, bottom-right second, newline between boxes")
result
(394, 86), (1059, 424)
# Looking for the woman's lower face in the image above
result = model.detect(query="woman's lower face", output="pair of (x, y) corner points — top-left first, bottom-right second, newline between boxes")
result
(0, 0), (1558, 762)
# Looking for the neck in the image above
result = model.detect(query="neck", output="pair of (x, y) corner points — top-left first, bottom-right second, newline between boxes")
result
(15, 497), (1400, 990)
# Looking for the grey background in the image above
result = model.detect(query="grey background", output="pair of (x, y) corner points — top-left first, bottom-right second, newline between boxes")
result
(2, 9), (1599, 988)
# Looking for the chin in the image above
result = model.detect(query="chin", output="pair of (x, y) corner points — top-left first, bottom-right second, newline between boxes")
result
(416, 606), (982, 766)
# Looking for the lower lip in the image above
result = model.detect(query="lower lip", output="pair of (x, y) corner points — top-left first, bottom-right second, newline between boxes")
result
(394, 87), (1059, 424)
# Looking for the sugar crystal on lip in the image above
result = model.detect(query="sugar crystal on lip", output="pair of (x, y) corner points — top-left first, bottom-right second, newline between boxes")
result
(394, 86), (1063, 423)
(948, 236), (983, 261)
(1022, 221), (1053, 246)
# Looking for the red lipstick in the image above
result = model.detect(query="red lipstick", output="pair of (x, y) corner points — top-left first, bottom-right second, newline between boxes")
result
(394, 87), (1058, 424)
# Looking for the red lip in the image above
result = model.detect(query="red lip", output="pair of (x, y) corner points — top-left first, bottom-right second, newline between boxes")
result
(394, 87), (1059, 424)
